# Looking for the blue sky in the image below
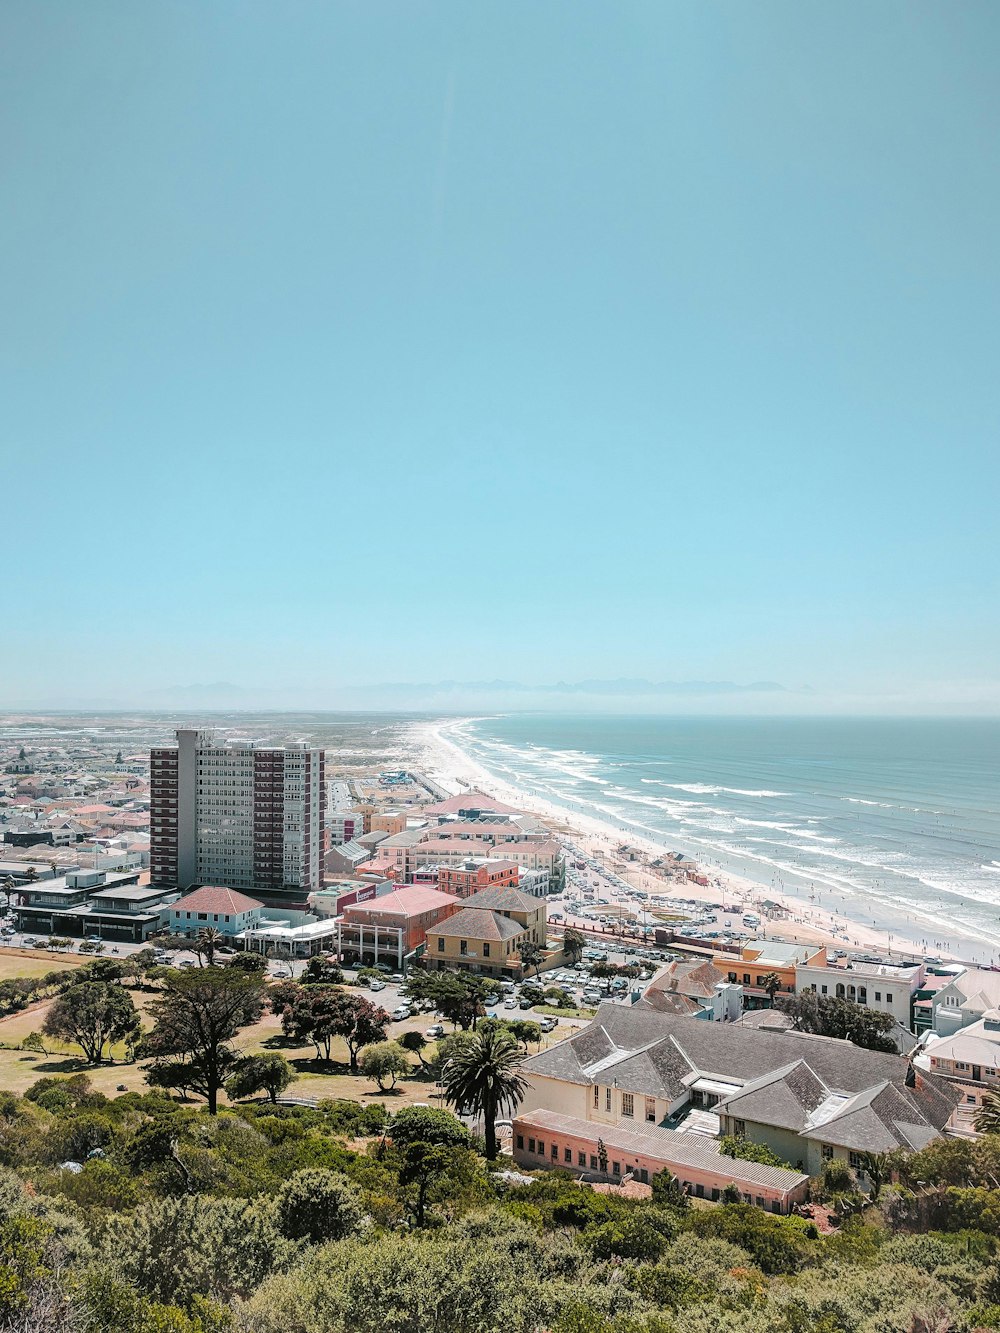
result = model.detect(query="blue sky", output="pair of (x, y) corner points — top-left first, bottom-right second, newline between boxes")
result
(3, 2), (998, 713)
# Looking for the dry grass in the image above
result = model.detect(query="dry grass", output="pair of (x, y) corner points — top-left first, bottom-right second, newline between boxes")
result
(0, 967), (568, 1109)
(0, 948), (86, 981)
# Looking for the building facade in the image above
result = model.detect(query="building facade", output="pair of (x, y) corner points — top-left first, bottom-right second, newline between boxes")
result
(150, 729), (324, 898)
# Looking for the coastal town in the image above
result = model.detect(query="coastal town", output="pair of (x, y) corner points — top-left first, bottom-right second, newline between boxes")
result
(1, 716), (997, 1219)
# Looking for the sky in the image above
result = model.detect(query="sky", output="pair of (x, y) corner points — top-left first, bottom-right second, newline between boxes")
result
(2, 2), (999, 714)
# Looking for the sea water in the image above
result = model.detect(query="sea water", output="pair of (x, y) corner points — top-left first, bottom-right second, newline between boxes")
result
(452, 715), (1000, 963)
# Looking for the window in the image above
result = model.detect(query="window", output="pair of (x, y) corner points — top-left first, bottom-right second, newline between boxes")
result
(537, 1140), (545, 1155)
(578, 1151), (586, 1167)
(728, 972), (737, 983)
(886, 992), (893, 1003)
(437, 938), (444, 952)
(460, 941), (468, 956)
(849, 1152), (863, 1170)
(957, 1062), (969, 1071)
(528, 1139), (535, 1154)
(612, 1161), (621, 1176)
(742, 973), (750, 984)
(605, 1087), (611, 1112)
(822, 1145), (833, 1161)
(821, 984), (828, 995)
(594, 1085), (600, 1108)
(645, 1097), (656, 1123)
(551, 1143), (558, 1159)
(875, 992), (881, 1002)
(622, 1093), (634, 1118)
(733, 1119), (746, 1137)
(564, 1147), (572, 1164)
(198, 913), (208, 921)
(483, 942), (490, 957)
(516, 1135), (524, 1150)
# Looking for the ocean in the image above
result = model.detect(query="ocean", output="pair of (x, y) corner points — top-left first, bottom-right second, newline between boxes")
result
(451, 715), (1000, 963)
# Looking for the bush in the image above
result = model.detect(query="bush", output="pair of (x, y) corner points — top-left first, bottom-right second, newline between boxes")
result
(272, 1168), (364, 1244)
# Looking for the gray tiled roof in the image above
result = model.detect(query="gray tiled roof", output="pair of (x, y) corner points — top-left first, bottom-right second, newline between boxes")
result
(523, 1005), (959, 1136)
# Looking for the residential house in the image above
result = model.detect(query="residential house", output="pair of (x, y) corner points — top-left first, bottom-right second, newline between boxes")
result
(639, 960), (743, 1022)
(795, 956), (925, 1030)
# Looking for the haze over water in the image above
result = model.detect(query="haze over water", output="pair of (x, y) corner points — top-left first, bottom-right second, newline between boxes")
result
(455, 716), (1000, 963)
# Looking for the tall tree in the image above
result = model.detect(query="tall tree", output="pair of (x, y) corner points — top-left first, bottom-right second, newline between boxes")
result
(976, 1093), (1000, 1137)
(777, 992), (897, 1053)
(140, 966), (266, 1113)
(281, 987), (388, 1069)
(518, 944), (543, 979)
(389, 1106), (473, 1227)
(43, 981), (140, 1064)
(441, 1023), (527, 1159)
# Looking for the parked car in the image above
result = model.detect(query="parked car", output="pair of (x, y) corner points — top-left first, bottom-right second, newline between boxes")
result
(375, 962), (393, 974)
(518, 997), (534, 1010)
(391, 1006), (410, 1021)
(425, 1023), (445, 1039)
(539, 1017), (558, 1033)
(482, 993), (500, 1007)
(272, 968), (291, 979)
(369, 978), (386, 991)
(503, 997), (518, 1010)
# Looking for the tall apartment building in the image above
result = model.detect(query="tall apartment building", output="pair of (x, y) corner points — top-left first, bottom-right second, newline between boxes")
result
(150, 729), (324, 898)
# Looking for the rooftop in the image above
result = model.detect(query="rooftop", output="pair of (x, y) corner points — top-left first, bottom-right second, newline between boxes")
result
(171, 885), (263, 915)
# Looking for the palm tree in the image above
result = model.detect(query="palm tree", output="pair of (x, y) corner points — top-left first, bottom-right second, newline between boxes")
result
(759, 972), (782, 1007)
(563, 928), (585, 964)
(975, 1092), (1000, 1136)
(441, 1023), (527, 1160)
(195, 927), (224, 967)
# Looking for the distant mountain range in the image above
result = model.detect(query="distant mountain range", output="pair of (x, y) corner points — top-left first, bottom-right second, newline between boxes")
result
(348, 678), (791, 697)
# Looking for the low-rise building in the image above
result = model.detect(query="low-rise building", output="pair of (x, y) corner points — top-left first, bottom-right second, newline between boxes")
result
(639, 960), (743, 1021)
(794, 956), (924, 1030)
(914, 1010), (1000, 1133)
(520, 1005), (958, 1185)
(324, 839), (373, 877)
(512, 1109), (809, 1212)
(425, 907), (528, 978)
(336, 884), (461, 970)
(714, 942), (826, 1008)
(437, 858), (520, 899)
(12, 869), (176, 942)
(168, 885), (265, 938)
(929, 968), (1000, 1038)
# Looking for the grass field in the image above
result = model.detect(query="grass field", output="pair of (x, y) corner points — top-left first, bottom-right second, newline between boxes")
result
(0, 965), (569, 1107)
(0, 948), (86, 982)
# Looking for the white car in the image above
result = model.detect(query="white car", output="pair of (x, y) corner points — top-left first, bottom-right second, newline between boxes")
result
(391, 1006), (411, 1021)
(503, 997), (518, 1010)
(369, 978), (386, 991)
(425, 1023), (446, 1039)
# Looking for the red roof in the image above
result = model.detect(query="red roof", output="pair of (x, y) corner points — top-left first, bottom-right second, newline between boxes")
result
(172, 885), (263, 915)
(346, 885), (457, 919)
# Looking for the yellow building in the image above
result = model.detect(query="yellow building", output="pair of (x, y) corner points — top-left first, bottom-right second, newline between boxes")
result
(424, 906), (527, 978)
(461, 884), (547, 948)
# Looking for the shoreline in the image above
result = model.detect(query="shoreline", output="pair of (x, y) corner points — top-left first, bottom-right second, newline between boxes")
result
(411, 717), (996, 969)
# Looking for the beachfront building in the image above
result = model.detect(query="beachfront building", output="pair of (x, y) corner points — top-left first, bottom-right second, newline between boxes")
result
(370, 809), (408, 836)
(794, 956), (925, 1030)
(512, 1110), (810, 1213)
(437, 858), (520, 899)
(150, 730), (325, 900)
(713, 941), (826, 1008)
(519, 1005), (958, 1185)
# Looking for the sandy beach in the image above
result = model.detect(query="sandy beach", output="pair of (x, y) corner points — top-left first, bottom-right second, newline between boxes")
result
(411, 718), (944, 964)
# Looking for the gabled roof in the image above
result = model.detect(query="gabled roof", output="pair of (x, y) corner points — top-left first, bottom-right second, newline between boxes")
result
(172, 885), (263, 915)
(801, 1081), (941, 1153)
(643, 960), (728, 1004)
(524, 1005), (959, 1135)
(422, 791), (524, 816)
(718, 1060), (829, 1133)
